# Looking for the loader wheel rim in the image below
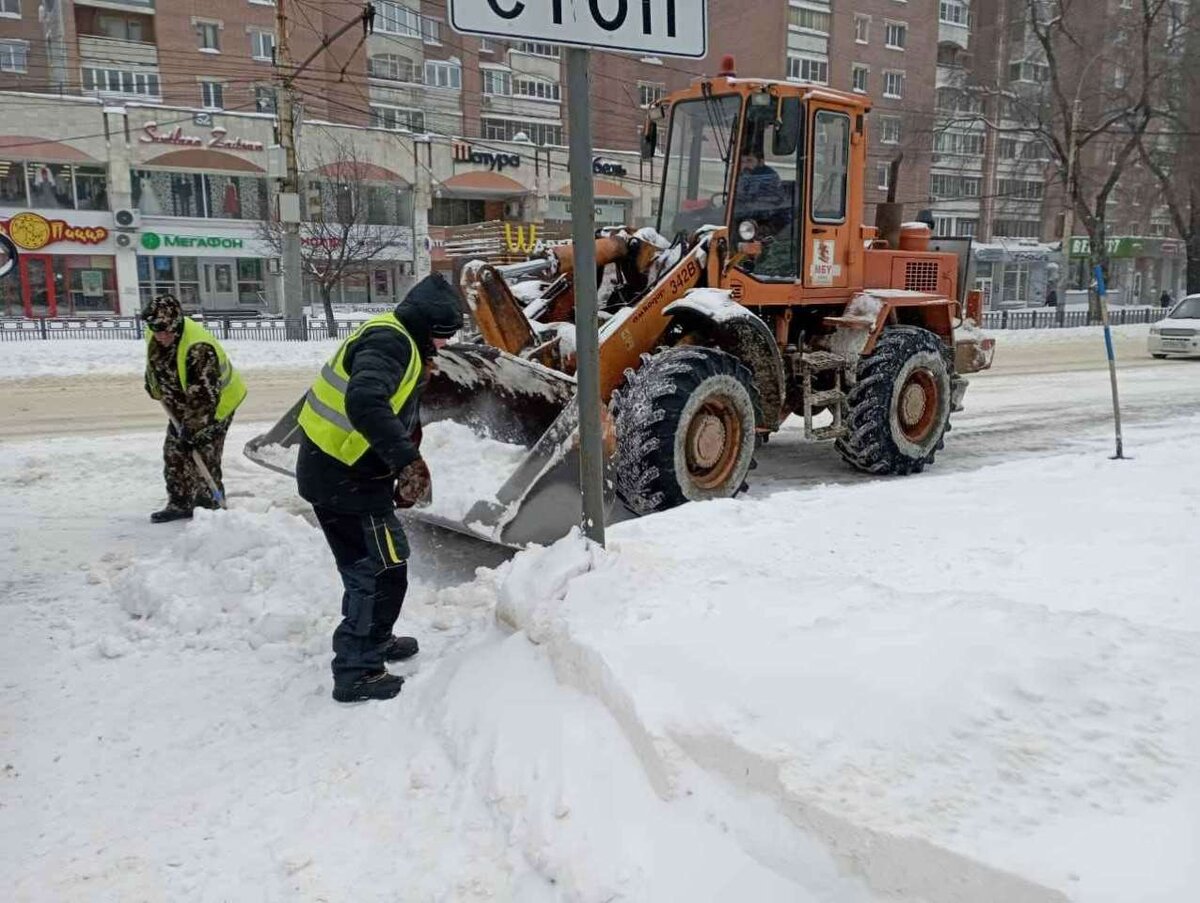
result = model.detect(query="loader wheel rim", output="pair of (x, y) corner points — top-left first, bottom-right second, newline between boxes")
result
(685, 396), (742, 490)
(897, 369), (939, 442)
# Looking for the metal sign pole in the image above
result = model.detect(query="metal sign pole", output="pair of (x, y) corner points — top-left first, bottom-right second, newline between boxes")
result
(564, 46), (606, 546)
(1094, 265), (1126, 460)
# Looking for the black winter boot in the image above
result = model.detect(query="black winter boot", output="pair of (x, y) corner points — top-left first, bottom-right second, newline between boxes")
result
(332, 671), (405, 703)
(383, 636), (419, 662)
(151, 505), (193, 524)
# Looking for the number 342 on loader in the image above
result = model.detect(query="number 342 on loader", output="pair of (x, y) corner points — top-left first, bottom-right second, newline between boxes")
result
(248, 61), (994, 547)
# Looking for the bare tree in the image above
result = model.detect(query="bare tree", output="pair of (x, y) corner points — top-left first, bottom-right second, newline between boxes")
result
(262, 136), (413, 337)
(1010, 0), (1175, 319)
(1136, 0), (1200, 296)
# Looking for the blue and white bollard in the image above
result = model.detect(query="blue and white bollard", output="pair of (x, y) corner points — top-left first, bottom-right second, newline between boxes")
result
(1094, 265), (1126, 460)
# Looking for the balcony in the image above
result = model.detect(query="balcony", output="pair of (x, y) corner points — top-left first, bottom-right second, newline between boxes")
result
(939, 20), (969, 51)
(75, 0), (155, 11)
(78, 33), (158, 67)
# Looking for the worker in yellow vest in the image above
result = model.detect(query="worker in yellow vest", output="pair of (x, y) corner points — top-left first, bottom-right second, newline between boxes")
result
(142, 293), (247, 523)
(296, 274), (463, 703)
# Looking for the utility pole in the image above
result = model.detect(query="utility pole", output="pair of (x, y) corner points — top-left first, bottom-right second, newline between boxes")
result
(275, 0), (305, 336)
(1057, 98), (1081, 327)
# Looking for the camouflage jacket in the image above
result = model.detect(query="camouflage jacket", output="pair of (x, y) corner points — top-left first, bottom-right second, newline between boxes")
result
(146, 338), (222, 434)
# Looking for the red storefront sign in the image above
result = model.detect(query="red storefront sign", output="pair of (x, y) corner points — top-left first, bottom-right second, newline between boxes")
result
(0, 212), (109, 250)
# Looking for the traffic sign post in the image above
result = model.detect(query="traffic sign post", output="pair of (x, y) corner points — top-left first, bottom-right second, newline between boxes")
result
(450, 0), (707, 548)
(1093, 265), (1127, 461)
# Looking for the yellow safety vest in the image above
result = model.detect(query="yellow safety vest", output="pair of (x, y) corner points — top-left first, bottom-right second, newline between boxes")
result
(145, 317), (247, 422)
(297, 313), (422, 465)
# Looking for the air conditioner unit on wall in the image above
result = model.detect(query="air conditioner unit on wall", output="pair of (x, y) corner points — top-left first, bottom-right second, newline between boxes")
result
(115, 233), (135, 249)
(114, 208), (140, 231)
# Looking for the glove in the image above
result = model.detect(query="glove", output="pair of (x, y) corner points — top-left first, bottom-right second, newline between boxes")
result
(394, 458), (431, 509)
(190, 424), (220, 450)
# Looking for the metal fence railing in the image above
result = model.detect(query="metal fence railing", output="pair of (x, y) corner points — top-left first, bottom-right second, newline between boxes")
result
(0, 306), (1171, 342)
(978, 307), (1167, 330)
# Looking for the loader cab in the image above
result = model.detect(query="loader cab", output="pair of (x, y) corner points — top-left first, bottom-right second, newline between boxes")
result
(653, 80), (867, 298)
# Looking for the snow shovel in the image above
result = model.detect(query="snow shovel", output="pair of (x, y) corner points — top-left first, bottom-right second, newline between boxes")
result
(243, 344), (615, 547)
(162, 403), (227, 510)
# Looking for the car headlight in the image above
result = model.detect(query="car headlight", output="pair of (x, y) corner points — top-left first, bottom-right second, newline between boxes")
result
(1150, 326), (1161, 335)
(738, 220), (757, 241)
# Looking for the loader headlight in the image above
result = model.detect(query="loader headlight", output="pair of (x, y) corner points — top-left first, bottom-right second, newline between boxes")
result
(738, 220), (757, 241)
(1150, 325), (1161, 335)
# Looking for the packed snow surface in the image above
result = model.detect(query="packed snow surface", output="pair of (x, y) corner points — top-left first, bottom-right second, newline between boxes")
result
(4, 406), (1200, 899)
(0, 337), (340, 379)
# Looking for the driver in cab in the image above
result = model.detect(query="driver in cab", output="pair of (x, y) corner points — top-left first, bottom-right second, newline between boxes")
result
(734, 149), (792, 276)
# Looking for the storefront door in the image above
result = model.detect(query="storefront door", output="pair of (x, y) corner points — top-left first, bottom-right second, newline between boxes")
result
(372, 266), (395, 305)
(20, 254), (57, 318)
(203, 259), (237, 309)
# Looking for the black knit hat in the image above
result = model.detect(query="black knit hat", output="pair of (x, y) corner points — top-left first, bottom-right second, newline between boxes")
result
(395, 274), (464, 354)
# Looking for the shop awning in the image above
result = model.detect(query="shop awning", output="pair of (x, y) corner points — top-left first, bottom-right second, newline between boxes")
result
(141, 149), (265, 173)
(311, 161), (408, 183)
(439, 171), (529, 199)
(552, 178), (635, 199)
(0, 137), (99, 164)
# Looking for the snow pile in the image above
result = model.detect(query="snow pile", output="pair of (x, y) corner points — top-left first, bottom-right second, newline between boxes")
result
(985, 322), (1150, 347)
(419, 420), (528, 521)
(471, 428), (1200, 900)
(109, 507), (339, 650)
(0, 338), (339, 380)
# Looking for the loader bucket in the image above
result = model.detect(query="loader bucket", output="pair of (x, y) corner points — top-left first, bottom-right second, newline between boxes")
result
(244, 344), (614, 548)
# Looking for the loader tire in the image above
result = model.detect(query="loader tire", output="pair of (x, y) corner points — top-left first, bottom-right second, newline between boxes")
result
(836, 326), (952, 476)
(612, 346), (759, 515)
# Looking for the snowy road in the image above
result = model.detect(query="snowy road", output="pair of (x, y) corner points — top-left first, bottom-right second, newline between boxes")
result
(3, 328), (1199, 902)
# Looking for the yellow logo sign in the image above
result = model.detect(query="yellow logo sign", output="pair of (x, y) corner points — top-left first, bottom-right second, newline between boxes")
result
(0, 212), (109, 250)
(503, 223), (539, 253)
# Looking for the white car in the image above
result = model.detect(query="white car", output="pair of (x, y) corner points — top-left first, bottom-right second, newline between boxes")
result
(1149, 295), (1200, 358)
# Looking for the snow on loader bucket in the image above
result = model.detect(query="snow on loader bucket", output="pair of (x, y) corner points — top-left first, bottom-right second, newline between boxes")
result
(244, 344), (616, 548)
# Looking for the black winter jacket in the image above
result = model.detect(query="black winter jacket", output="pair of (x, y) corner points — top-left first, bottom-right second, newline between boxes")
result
(297, 274), (462, 514)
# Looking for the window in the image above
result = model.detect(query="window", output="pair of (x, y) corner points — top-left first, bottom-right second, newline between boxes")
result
(933, 131), (984, 157)
(0, 40), (27, 73)
(251, 30), (275, 62)
(854, 14), (869, 43)
(852, 64), (868, 93)
(789, 7), (831, 34)
(956, 219), (977, 237)
(997, 137), (1017, 159)
(638, 80), (665, 107)
(877, 162), (891, 191)
(369, 53), (416, 82)
(929, 173), (980, 198)
(936, 88), (982, 114)
(516, 41), (559, 57)
(376, 2), (420, 37)
(479, 37), (495, 53)
(82, 67), (160, 98)
(996, 178), (1044, 200)
(98, 15), (145, 41)
(883, 71), (904, 98)
(424, 60), (461, 89)
(11, 162), (108, 210)
(481, 68), (512, 95)
(200, 80), (224, 109)
(255, 86), (276, 112)
(515, 77), (560, 101)
(880, 116), (901, 145)
(813, 110), (850, 221)
(787, 56), (828, 84)
(1009, 60), (1049, 83)
(885, 21), (907, 49)
(1113, 66), (1126, 89)
(370, 105), (425, 132)
(132, 171), (269, 220)
(1001, 261), (1031, 304)
(481, 117), (563, 146)
(196, 22), (220, 52)
(939, 1), (967, 25)
(0, 0), (20, 16)
(933, 216), (953, 236)
(421, 16), (440, 44)
(991, 219), (1040, 239)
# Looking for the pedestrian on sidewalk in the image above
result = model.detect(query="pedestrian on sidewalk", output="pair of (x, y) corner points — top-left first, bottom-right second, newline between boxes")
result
(142, 293), (246, 523)
(296, 274), (463, 703)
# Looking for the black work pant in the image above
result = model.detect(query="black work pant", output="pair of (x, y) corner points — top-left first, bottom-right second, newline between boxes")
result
(313, 506), (411, 687)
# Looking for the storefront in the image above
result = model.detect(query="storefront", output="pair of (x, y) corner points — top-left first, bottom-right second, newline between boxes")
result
(134, 227), (273, 313)
(0, 210), (117, 317)
(970, 241), (1061, 310)
(1068, 236), (1186, 305)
